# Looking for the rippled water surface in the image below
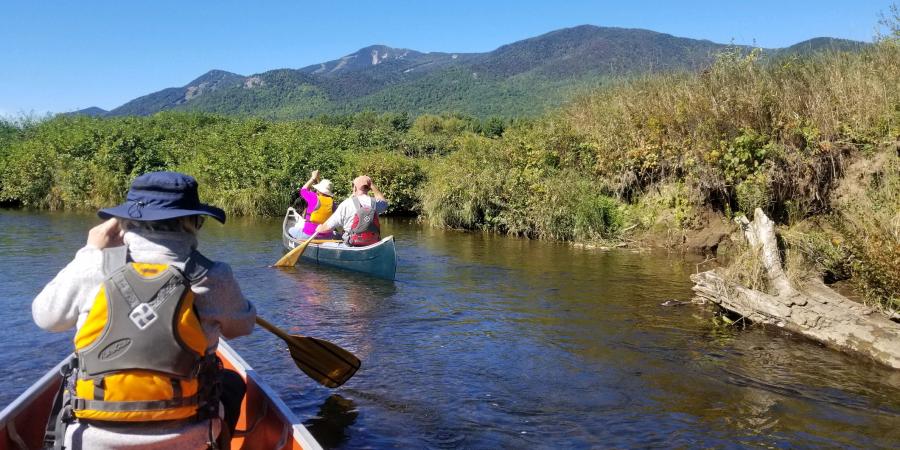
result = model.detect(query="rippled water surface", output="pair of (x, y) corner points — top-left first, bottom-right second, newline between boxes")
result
(2, 210), (899, 448)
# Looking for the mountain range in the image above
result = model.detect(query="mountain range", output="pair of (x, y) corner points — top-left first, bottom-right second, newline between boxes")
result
(71, 26), (865, 119)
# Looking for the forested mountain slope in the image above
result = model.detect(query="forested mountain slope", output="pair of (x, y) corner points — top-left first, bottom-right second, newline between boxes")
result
(70, 26), (864, 118)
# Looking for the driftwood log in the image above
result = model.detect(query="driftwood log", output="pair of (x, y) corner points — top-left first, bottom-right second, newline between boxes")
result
(691, 209), (900, 369)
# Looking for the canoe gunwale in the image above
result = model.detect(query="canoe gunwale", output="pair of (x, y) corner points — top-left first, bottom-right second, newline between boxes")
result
(0, 354), (72, 429)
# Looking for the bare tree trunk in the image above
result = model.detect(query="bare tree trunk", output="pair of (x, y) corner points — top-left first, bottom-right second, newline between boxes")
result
(691, 209), (900, 369)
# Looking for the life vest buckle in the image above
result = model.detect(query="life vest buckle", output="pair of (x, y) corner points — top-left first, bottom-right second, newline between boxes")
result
(128, 303), (159, 330)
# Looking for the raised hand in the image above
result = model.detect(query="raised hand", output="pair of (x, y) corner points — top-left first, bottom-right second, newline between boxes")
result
(87, 218), (124, 249)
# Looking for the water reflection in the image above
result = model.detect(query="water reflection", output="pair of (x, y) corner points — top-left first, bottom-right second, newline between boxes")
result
(271, 265), (397, 361)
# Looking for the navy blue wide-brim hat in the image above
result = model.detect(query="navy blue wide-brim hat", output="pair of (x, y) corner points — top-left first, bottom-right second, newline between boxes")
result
(98, 171), (226, 223)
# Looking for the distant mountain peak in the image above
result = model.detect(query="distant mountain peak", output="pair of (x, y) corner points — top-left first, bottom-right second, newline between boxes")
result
(64, 106), (108, 117)
(781, 37), (868, 54)
(181, 70), (245, 101)
(355, 44), (415, 55)
(362, 46), (420, 65)
(186, 70), (243, 87)
(83, 25), (867, 119)
(300, 44), (443, 76)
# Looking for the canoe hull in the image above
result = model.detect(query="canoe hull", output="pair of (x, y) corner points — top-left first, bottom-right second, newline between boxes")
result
(0, 342), (321, 450)
(0, 356), (65, 450)
(282, 208), (397, 280)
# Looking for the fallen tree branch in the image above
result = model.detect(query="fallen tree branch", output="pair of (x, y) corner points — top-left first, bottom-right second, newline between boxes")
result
(691, 208), (900, 369)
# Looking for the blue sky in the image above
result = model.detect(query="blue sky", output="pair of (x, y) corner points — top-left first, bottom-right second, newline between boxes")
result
(0, 1), (891, 115)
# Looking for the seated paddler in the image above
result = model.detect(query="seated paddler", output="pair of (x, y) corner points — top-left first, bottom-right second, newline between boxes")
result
(288, 169), (338, 240)
(315, 175), (388, 247)
(32, 171), (257, 449)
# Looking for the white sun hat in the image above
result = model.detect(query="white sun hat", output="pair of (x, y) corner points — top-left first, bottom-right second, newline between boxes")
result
(312, 179), (334, 196)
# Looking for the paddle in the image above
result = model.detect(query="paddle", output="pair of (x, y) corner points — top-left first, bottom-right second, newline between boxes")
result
(274, 233), (316, 267)
(256, 316), (361, 388)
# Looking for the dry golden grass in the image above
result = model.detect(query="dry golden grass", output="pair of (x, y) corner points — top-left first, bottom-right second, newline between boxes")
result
(562, 43), (900, 217)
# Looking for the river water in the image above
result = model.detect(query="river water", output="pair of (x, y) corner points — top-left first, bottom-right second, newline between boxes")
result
(1, 210), (899, 448)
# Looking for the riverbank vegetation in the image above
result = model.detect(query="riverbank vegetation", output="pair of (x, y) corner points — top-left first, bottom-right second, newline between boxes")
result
(1, 39), (897, 311)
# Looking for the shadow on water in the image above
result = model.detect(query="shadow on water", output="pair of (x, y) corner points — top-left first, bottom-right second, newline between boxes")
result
(304, 394), (359, 449)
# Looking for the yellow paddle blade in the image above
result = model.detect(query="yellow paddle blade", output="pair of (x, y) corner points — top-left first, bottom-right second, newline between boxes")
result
(255, 316), (361, 388)
(287, 335), (361, 388)
(274, 235), (315, 267)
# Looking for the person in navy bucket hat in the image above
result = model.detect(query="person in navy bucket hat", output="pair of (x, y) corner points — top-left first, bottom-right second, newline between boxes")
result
(32, 171), (254, 448)
(98, 171), (227, 223)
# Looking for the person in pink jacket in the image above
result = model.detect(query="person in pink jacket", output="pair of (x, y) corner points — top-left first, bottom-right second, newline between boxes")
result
(288, 169), (338, 240)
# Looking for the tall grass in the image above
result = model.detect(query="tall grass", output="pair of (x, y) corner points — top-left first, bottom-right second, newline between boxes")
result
(564, 43), (900, 220)
(832, 148), (900, 312)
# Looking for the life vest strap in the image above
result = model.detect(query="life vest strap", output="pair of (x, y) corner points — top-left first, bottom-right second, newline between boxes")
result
(93, 378), (105, 400)
(183, 251), (214, 283)
(110, 270), (142, 311)
(171, 378), (183, 399)
(102, 246), (129, 276)
(43, 357), (76, 450)
(73, 394), (199, 412)
(350, 196), (377, 233)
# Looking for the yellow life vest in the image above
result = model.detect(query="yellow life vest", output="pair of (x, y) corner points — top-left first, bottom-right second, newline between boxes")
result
(307, 193), (334, 224)
(71, 248), (212, 422)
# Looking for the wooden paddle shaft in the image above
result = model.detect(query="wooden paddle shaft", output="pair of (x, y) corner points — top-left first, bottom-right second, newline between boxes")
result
(255, 316), (297, 342)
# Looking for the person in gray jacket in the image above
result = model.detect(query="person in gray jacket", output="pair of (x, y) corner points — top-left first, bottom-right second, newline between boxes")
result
(32, 171), (256, 449)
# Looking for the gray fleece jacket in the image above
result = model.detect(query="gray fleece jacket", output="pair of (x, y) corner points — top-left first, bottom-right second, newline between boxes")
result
(32, 229), (256, 449)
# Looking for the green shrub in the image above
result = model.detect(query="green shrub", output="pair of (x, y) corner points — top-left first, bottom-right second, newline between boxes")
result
(0, 141), (54, 207)
(720, 130), (770, 184)
(420, 125), (621, 241)
(735, 173), (771, 216)
(341, 151), (426, 215)
(421, 135), (507, 230)
(572, 188), (624, 240)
